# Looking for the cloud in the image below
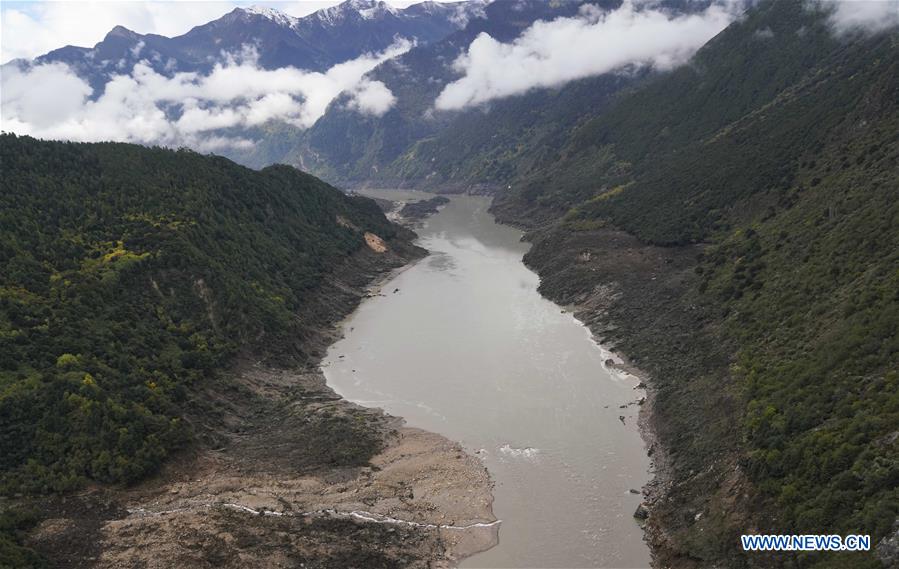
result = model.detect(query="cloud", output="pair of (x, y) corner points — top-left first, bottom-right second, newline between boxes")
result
(130, 40), (146, 58)
(1, 62), (93, 127)
(0, 2), (236, 63)
(346, 79), (397, 116)
(434, 0), (743, 111)
(1, 40), (410, 149)
(815, 0), (899, 35)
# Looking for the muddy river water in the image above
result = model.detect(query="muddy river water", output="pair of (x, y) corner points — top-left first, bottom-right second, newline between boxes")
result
(323, 191), (651, 568)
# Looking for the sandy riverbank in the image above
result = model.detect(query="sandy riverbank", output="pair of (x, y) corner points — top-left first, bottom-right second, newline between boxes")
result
(72, 366), (497, 568)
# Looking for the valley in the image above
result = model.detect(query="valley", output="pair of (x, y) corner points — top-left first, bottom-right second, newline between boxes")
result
(2, 0), (897, 568)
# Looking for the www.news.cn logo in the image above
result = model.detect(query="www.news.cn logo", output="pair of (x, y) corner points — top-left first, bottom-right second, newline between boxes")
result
(742, 534), (871, 552)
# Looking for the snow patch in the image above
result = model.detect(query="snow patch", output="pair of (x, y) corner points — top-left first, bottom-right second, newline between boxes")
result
(244, 5), (298, 27)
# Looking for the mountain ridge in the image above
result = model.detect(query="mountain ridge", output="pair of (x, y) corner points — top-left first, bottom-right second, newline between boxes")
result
(7, 0), (479, 93)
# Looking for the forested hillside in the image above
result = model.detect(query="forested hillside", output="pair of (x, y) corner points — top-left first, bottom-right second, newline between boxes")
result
(0, 134), (407, 494)
(491, 2), (898, 567)
(495, 1), (898, 241)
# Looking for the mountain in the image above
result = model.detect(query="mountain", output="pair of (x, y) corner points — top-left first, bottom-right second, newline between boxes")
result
(487, 2), (898, 567)
(0, 0), (688, 173)
(12, 0), (476, 95)
(254, 0), (708, 186)
(3, 0), (898, 566)
(294, 0), (480, 64)
(291, 0), (619, 182)
(493, 1), (899, 238)
(0, 133), (421, 494)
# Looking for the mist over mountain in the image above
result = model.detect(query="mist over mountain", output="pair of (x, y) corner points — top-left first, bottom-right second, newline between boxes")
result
(209, 0), (739, 176)
(3, 0), (897, 168)
(1, 0), (736, 160)
(2, 1), (898, 567)
(0, 0), (483, 151)
(23, 1), (475, 88)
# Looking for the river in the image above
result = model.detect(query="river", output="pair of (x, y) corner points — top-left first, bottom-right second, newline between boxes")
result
(323, 191), (651, 568)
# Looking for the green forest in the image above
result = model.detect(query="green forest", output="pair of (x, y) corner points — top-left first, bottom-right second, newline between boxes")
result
(0, 134), (399, 493)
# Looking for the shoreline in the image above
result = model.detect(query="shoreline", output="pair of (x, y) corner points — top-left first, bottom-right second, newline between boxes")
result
(508, 217), (725, 569)
(563, 302), (672, 567)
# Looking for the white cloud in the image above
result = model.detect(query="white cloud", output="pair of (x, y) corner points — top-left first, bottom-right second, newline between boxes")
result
(815, 0), (899, 35)
(754, 26), (774, 39)
(130, 40), (146, 58)
(0, 62), (93, 127)
(435, 0), (743, 111)
(1, 40), (410, 149)
(0, 2), (236, 63)
(346, 79), (396, 116)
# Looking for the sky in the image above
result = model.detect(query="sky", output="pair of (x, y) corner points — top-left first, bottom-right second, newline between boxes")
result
(0, 0), (444, 63)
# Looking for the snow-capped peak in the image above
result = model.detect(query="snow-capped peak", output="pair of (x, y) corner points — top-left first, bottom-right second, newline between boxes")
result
(357, 0), (399, 20)
(314, 0), (398, 24)
(243, 5), (298, 27)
